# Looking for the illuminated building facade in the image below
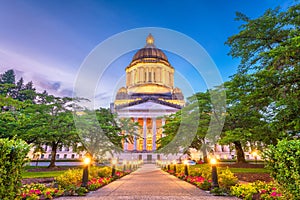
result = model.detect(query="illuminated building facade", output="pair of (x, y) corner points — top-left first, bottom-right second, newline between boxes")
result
(112, 34), (184, 160)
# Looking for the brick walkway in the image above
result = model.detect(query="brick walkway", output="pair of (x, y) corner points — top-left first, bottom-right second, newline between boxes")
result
(58, 164), (239, 200)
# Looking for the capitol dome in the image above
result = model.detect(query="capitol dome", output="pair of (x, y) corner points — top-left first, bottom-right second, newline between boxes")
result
(130, 34), (169, 65)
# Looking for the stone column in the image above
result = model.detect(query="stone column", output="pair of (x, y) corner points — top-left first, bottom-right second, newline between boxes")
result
(146, 68), (149, 82)
(133, 118), (138, 151)
(131, 71), (134, 86)
(143, 117), (147, 151)
(152, 117), (157, 151)
(162, 69), (165, 84)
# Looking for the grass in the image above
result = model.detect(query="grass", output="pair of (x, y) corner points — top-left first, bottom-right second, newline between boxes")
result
(22, 170), (67, 178)
(188, 164), (270, 174)
(226, 168), (270, 173)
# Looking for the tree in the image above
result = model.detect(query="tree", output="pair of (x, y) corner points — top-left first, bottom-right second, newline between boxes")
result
(226, 4), (300, 140)
(75, 108), (129, 159)
(34, 94), (79, 168)
(0, 69), (15, 84)
(157, 89), (225, 162)
(219, 77), (269, 163)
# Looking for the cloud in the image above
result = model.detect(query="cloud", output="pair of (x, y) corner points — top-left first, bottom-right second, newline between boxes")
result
(0, 46), (76, 98)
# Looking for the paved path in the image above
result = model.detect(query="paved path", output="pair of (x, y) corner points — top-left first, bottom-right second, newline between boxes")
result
(58, 164), (239, 200)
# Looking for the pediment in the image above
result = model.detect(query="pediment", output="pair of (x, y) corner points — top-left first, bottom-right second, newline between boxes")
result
(118, 101), (179, 111)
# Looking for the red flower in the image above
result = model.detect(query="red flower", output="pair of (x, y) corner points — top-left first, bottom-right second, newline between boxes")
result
(260, 189), (267, 194)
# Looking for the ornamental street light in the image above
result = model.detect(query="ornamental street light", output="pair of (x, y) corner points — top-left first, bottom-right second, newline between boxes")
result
(183, 160), (189, 176)
(210, 158), (219, 188)
(123, 160), (127, 171)
(172, 160), (177, 173)
(111, 158), (117, 177)
(81, 156), (91, 187)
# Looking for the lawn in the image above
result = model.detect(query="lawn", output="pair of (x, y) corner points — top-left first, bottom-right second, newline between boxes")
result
(228, 167), (270, 173)
(22, 170), (66, 178)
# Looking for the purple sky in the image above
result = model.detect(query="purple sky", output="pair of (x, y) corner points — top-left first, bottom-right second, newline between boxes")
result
(0, 0), (296, 107)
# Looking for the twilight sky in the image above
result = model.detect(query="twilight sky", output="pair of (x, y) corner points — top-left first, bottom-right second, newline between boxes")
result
(0, 0), (296, 107)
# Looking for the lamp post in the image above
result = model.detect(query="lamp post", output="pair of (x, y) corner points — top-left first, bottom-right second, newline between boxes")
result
(172, 160), (177, 173)
(81, 156), (91, 187)
(123, 160), (127, 172)
(111, 158), (117, 177)
(183, 160), (189, 176)
(210, 158), (219, 188)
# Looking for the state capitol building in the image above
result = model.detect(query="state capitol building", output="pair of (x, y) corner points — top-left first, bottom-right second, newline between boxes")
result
(29, 34), (259, 163)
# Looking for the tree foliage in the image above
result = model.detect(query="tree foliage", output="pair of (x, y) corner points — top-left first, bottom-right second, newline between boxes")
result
(226, 4), (300, 138)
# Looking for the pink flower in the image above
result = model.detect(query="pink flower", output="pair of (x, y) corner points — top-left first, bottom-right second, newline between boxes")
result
(35, 189), (41, 195)
(272, 187), (277, 190)
(260, 189), (267, 194)
(270, 192), (277, 197)
(46, 191), (51, 195)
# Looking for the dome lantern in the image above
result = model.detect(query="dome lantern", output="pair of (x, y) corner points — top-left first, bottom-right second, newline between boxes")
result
(146, 33), (155, 46)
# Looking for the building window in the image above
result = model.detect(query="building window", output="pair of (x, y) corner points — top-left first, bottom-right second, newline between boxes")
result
(65, 147), (69, 152)
(153, 72), (155, 82)
(59, 147), (62, 152)
(148, 72), (151, 82)
(79, 154), (82, 158)
(49, 154), (52, 159)
(56, 154), (60, 159)
(44, 146), (48, 151)
(41, 154), (44, 159)
(71, 154), (75, 159)
(64, 154), (67, 159)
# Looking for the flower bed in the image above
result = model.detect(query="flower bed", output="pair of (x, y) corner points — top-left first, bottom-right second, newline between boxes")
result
(231, 181), (284, 200)
(17, 167), (131, 199)
(163, 164), (285, 199)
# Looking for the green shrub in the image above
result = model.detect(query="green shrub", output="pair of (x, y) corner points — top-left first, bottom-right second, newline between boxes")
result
(55, 168), (83, 189)
(89, 166), (111, 178)
(189, 164), (212, 180)
(198, 180), (211, 190)
(0, 138), (30, 200)
(218, 167), (238, 190)
(264, 139), (300, 199)
(231, 183), (259, 200)
(231, 181), (284, 200)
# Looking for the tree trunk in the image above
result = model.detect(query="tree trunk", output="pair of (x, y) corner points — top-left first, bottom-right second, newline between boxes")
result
(234, 141), (246, 163)
(48, 142), (57, 168)
(202, 149), (208, 163)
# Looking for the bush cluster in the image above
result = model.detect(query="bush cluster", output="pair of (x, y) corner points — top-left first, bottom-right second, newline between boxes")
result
(231, 181), (284, 200)
(0, 138), (30, 200)
(264, 139), (300, 199)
